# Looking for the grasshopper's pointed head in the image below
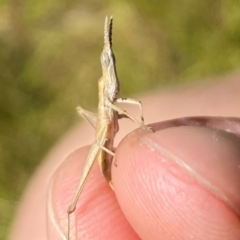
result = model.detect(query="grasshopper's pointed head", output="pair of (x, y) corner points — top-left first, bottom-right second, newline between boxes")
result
(101, 15), (115, 70)
(104, 15), (113, 50)
(100, 16), (119, 100)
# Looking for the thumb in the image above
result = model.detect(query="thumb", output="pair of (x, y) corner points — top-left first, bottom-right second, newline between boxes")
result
(112, 117), (240, 240)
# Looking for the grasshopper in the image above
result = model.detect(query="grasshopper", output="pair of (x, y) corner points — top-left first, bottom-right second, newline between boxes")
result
(67, 16), (153, 239)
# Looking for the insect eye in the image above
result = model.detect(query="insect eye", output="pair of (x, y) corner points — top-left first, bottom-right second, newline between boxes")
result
(100, 52), (110, 67)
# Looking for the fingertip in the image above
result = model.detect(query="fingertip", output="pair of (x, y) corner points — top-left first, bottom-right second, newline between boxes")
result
(47, 147), (140, 240)
(47, 147), (106, 240)
(47, 148), (89, 240)
(112, 118), (240, 239)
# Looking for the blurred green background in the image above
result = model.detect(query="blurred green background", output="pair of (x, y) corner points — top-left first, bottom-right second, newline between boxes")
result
(1, 0), (240, 238)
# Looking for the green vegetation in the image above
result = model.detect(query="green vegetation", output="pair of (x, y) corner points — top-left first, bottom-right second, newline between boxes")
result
(1, 1), (240, 238)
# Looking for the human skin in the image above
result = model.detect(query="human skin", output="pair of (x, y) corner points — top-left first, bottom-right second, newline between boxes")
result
(8, 71), (240, 239)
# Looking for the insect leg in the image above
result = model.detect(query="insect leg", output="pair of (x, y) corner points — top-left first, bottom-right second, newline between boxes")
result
(67, 125), (107, 239)
(109, 103), (153, 132)
(76, 105), (97, 129)
(96, 140), (115, 156)
(115, 98), (145, 125)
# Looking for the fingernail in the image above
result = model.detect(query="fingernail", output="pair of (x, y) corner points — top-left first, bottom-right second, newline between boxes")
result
(47, 152), (79, 240)
(46, 147), (95, 240)
(47, 176), (67, 240)
(142, 117), (240, 216)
